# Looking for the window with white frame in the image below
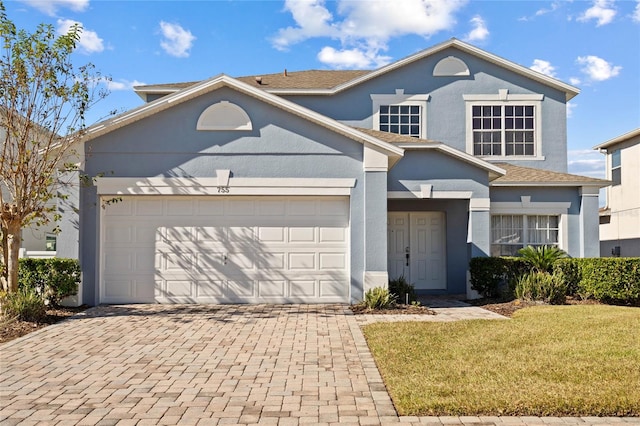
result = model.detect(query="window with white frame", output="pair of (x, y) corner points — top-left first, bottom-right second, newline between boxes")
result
(464, 91), (543, 159)
(611, 149), (621, 186)
(379, 105), (421, 137)
(371, 91), (429, 139)
(491, 214), (559, 256)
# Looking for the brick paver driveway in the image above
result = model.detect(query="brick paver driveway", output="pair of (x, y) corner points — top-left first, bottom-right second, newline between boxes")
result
(1, 304), (395, 425)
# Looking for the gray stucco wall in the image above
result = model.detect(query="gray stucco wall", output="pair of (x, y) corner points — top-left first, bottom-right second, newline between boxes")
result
(388, 150), (490, 197)
(284, 46), (568, 173)
(78, 87), (373, 305)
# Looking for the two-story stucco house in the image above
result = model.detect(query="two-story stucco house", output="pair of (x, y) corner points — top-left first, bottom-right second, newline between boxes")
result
(55, 39), (606, 306)
(595, 128), (640, 257)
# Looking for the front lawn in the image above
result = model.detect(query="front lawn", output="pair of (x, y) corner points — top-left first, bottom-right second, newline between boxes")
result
(363, 305), (640, 416)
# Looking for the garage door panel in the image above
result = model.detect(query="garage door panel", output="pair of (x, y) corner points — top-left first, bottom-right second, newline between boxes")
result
(228, 227), (254, 242)
(166, 199), (193, 215)
(228, 280), (255, 298)
(258, 280), (286, 297)
(136, 199), (163, 215)
(290, 280), (316, 298)
(319, 253), (346, 270)
(258, 227), (285, 242)
(101, 196), (349, 304)
(227, 200), (255, 216)
(289, 227), (315, 242)
(165, 280), (193, 297)
(196, 280), (224, 297)
(289, 253), (315, 270)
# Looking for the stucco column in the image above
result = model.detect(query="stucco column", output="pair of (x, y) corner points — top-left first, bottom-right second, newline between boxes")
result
(361, 143), (390, 298)
(55, 170), (82, 306)
(362, 170), (389, 295)
(466, 198), (491, 299)
(579, 186), (600, 258)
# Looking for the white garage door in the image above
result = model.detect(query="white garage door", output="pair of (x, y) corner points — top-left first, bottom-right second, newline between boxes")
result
(100, 196), (350, 304)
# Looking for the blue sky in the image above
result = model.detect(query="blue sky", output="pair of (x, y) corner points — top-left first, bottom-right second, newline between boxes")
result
(4, 0), (640, 177)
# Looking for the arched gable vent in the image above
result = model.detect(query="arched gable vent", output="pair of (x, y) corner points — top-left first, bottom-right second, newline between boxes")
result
(197, 101), (253, 131)
(433, 56), (470, 77)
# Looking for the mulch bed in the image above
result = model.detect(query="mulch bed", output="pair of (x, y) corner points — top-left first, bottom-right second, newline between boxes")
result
(0, 305), (88, 344)
(350, 303), (436, 315)
(468, 296), (607, 317)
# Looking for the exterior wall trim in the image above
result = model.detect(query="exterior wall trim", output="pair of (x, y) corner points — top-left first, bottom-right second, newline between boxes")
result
(387, 190), (473, 199)
(96, 177), (356, 196)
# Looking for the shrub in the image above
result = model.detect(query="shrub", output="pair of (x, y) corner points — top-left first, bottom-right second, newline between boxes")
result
(518, 245), (568, 273)
(18, 258), (80, 306)
(514, 271), (567, 305)
(553, 258), (581, 295)
(576, 258), (640, 304)
(388, 275), (416, 304)
(469, 256), (529, 298)
(0, 288), (48, 322)
(362, 287), (397, 310)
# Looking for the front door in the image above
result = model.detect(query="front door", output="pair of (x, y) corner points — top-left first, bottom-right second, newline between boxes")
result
(387, 212), (446, 291)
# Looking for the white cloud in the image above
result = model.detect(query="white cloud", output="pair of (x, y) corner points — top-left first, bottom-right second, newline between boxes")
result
(317, 46), (391, 69)
(577, 55), (621, 81)
(578, 0), (617, 26)
(567, 150), (606, 178)
(530, 59), (556, 77)
(566, 101), (577, 118)
(102, 78), (146, 91)
(56, 19), (104, 54)
(634, 0), (640, 22)
(159, 21), (196, 58)
(273, 0), (468, 68)
(464, 15), (489, 42)
(272, 0), (338, 49)
(18, 0), (89, 16)
(569, 77), (582, 85)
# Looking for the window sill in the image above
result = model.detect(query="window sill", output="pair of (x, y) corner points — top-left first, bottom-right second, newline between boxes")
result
(476, 155), (546, 161)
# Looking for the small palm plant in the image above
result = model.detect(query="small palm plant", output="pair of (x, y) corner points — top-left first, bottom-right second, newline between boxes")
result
(517, 245), (568, 273)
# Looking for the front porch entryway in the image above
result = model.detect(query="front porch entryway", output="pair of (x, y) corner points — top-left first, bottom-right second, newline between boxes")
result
(387, 212), (447, 291)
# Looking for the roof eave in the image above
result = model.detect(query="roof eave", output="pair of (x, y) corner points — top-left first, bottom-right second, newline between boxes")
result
(491, 181), (609, 188)
(593, 128), (640, 150)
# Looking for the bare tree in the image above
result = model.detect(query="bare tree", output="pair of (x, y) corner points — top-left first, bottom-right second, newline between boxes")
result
(0, 3), (108, 292)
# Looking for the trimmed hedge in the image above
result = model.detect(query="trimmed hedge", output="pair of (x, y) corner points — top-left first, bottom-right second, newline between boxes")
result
(469, 256), (528, 298)
(18, 258), (80, 306)
(471, 256), (640, 304)
(556, 257), (640, 304)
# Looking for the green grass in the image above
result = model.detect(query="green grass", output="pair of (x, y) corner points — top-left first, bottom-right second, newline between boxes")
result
(362, 305), (640, 416)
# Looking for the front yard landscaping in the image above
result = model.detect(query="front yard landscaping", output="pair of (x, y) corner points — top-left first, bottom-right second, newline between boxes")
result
(363, 304), (640, 416)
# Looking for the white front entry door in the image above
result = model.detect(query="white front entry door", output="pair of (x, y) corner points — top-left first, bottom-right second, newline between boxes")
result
(387, 212), (446, 290)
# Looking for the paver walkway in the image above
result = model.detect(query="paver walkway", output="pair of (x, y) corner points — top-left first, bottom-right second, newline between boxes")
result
(1, 304), (638, 425)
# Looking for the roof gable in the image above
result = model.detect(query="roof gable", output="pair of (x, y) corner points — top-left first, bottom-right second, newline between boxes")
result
(134, 39), (579, 102)
(83, 74), (404, 163)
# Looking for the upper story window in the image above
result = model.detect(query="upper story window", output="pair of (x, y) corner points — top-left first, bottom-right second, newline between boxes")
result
(464, 90), (544, 160)
(472, 105), (535, 156)
(380, 105), (421, 137)
(611, 149), (621, 186)
(371, 90), (430, 139)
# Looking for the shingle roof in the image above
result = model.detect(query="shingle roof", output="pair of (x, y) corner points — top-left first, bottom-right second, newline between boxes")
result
(492, 163), (608, 186)
(236, 70), (370, 90)
(134, 70), (370, 93)
(351, 127), (438, 144)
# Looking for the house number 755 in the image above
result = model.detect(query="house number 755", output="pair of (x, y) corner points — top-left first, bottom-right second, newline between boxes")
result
(217, 186), (230, 193)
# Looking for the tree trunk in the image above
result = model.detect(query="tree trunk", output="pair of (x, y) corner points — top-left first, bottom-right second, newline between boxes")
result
(5, 220), (21, 293)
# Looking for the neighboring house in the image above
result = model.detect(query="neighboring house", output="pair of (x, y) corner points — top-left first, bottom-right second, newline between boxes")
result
(594, 128), (640, 257)
(56, 38), (607, 306)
